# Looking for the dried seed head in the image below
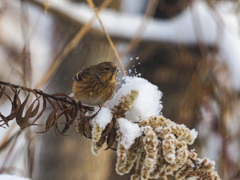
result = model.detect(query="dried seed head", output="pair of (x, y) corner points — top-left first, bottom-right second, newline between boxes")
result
(141, 126), (159, 180)
(91, 122), (104, 143)
(91, 137), (105, 156)
(162, 134), (176, 164)
(112, 90), (139, 119)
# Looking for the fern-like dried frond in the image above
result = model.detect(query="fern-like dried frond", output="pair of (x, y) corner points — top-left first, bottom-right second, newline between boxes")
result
(0, 81), (92, 135)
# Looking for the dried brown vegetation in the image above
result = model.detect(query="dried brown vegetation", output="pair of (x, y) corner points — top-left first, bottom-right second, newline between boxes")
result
(0, 80), (221, 180)
(0, 81), (80, 134)
(0, 80), (119, 150)
(0, 0), (239, 179)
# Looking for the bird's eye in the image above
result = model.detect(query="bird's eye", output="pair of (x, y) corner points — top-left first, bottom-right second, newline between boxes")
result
(104, 67), (110, 71)
(77, 74), (82, 81)
(74, 73), (82, 81)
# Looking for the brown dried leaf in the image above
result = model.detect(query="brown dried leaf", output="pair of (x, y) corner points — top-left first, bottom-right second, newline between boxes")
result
(101, 120), (114, 137)
(61, 103), (77, 119)
(0, 112), (9, 127)
(24, 99), (39, 120)
(6, 91), (22, 121)
(84, 120), (92, 138)
(0, 81), (91, 135)
(37, 108), (59, 133)
(46, 97), (56, 109)
(54, 108), (72, 135)
(32, 95), (46, 125)
(105, 128), (117, 150)
(16, 93), (30, 129)
(0, 85), (5, 99)
(12, 89), (21, 111)
(59, 113), (71, 135)
(1, 92), (15, 122)
(26, 92), (40, 118)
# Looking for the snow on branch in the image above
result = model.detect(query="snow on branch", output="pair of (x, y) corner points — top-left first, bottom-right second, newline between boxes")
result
(0, 174), (31, 180)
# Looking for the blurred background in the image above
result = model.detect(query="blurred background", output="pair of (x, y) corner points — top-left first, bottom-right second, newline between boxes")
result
(0, 0), (240, 179)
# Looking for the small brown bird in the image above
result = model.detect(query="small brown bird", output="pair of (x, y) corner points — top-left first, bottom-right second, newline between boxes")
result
(72, 61), (119, 106)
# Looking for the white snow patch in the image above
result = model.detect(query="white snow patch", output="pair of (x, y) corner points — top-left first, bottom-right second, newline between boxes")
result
(118, 118), (142, 150)
(109, 77), (162, 122)
(92, 107), (112, 129)
(0, 174), (31, 180)
(190, 129), (198, 140)
(167, 154), (176, 160)
(154, 126), (162, 133)
(187, 177), (197, 180)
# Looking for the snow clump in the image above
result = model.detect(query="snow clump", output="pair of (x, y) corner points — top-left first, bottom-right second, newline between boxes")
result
(108, 76), (162, 122)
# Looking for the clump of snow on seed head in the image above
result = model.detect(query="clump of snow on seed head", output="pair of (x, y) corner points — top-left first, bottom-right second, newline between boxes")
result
(117, 118), (142, 149)
(109, 77), (162, 122)
(92, 107), (112, 129)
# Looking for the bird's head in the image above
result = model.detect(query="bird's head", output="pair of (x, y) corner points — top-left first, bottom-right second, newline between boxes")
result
(95, 62), (119, 83)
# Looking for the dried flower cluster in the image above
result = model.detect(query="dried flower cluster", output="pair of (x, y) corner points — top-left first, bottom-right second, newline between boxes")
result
(77, 90), (140, 155)
(131, 116), (219, 180)
(83, 90), (221, 180)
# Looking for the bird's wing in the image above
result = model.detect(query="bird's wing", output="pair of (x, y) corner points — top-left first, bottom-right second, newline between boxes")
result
(73, 66), (91, 81)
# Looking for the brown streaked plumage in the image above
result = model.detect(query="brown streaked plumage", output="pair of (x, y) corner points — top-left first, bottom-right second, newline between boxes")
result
(72, 61), (119, 106)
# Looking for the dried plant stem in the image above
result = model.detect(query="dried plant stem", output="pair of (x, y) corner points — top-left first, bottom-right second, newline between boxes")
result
(86, 0), (127, 76)
(34, 0), (113, 88)
(0, 81), (75, 105)
(122, 0), (158, 55)
(0, 81), (83, 133)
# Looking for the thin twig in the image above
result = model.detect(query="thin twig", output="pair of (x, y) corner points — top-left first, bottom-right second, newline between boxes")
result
(122, 0), (158, 55)
(34, 0), (113, 88)
(86, 0), (127, 76)
(0, 81), (75, 105)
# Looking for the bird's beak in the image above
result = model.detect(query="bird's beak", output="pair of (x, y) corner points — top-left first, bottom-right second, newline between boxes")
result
(112, 67), (120, 74)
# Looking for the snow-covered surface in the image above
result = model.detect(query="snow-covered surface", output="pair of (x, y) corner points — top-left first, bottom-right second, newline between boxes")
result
(117, 118), (142, 150)
(109, 76), (162, 122)
(92, 107), (112, 129)
(0, 174), (31, 180)
(190, 129), (198, 140)
(42, 0), (240, 90)
(108, 76), (162, 149)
